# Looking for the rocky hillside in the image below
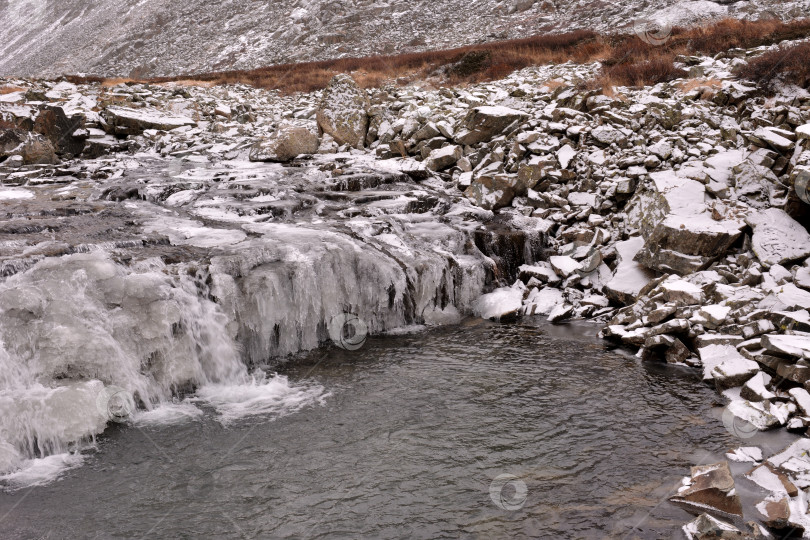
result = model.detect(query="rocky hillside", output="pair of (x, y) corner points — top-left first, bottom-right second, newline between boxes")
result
(1, 0), (809, 78)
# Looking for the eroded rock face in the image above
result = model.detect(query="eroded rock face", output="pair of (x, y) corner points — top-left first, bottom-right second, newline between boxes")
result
(249, 123), (319, 162)
(316, 74), (369, 149)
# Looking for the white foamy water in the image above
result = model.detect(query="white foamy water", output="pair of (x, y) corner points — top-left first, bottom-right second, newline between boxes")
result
(193, 373), (330, 425)
(132, 402), (204, 427)
(0, 453), (85, 490)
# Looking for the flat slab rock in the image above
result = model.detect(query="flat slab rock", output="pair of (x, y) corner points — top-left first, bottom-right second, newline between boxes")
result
(745, 208), (810, 268)
(670, 461), (743, 521)
(454, 106), (528, 146)
(761, 334), (810, 360)
(103, 106), (196, 135)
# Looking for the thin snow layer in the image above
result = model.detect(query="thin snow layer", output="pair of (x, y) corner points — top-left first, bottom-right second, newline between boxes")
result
(726, 446), (762, 463)
(604, 237), (655, 299)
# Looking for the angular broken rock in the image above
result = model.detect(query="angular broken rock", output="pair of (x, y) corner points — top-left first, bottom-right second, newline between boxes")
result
(316, 74), (369, 149)
(761, 334), (810, 360)
(0, 128), (59, 165)
(699, 344), (745, 382)
(423, 145), (461, 171)
(33, 105), (86, 156)
(524, 287), (564, 316)
(454, 106), (528, 146)
(726, 399), (785, 431)
(464, 174), (517, 211)
(767, 438), (810, 488)
(756, 497), (793, 531)
(633, 171), (745, 274)
(249, 124), (319, 162)
(745, 208), (810, 268)
(670, 462), (743, 520)
(603, 237), (656, 305)
(103, 106), (196, 135)
(711, 356), (759, 391)
(747, 462), (799, 498)
(549, 255), (582, 278)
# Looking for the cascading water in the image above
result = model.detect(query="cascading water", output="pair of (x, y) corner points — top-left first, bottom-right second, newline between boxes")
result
(0, 156), (546, 490)
(0, 252), (328, 488)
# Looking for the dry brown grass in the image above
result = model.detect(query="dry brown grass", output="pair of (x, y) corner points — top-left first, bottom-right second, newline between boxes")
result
(100, 77), (138, 88)
(156, 79), (218, 88)
(59, 17), (810, 93)
(0, 85), (24, 94)
(735, 41), (810, 91)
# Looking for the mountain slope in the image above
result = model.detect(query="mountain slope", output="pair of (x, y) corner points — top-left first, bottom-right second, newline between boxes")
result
(1, 0), (809, 78)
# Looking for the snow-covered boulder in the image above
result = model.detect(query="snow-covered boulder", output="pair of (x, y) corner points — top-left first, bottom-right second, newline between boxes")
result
(632, 171), (745, 274)
(473, 287), (523, 321)
(603, 237), (656, 305)
(454, 106), (527, 145)
(316, 74), (369, 149)
(249, 123), (319, 162)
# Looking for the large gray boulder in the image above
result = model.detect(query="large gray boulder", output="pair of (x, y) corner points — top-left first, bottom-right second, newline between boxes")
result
(316, 74), (369, 149)
(249, 123), (319, 162)
(630, 171), (745, 274)
(454, 106), (527, 146)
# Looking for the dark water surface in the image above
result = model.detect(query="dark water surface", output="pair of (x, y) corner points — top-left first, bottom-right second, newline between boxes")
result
(0, 319), (747, 539)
